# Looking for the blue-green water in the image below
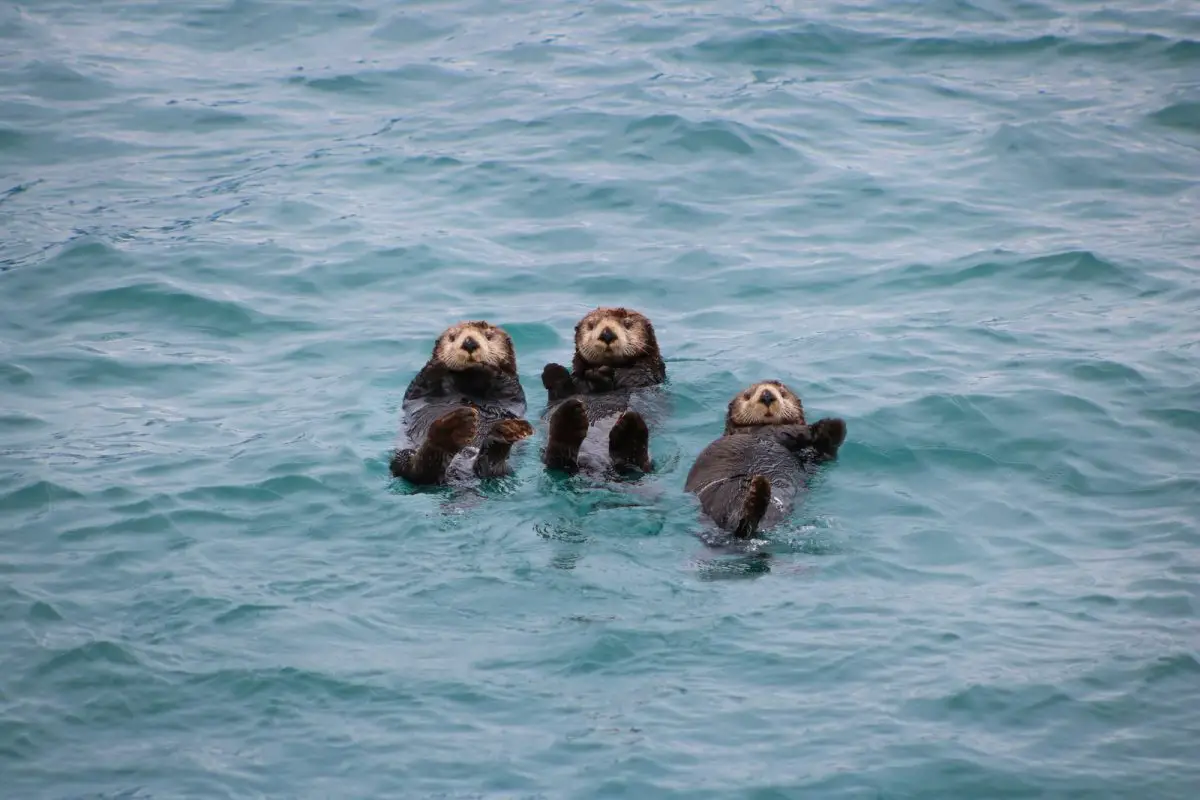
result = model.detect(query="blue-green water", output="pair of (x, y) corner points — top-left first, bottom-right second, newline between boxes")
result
(3, 0), (1199, 796)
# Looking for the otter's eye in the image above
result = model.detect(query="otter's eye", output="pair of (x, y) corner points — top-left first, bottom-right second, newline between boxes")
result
(485, 331), (495, 341)
(587, 323), (596, 331)
(622, 319), (632, 329)
(742, 392), (752, 401)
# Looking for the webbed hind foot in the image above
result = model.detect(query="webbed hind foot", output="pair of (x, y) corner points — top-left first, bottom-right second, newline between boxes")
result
(544, 399), (588, 472)
(733, 475), (771, 539)
(429, 406), (480, 450)
(392, 407), (479, 485)
(609, 410), (651, 473)
(474, 418), (535, 478)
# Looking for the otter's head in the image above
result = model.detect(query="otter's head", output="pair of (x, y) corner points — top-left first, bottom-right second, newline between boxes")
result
(432, 320), (517, 374)
(573, 307), (658, 367)
(725, 380), (806, 433)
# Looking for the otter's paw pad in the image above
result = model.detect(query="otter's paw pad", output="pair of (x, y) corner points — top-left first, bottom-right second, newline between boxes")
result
(549, 399), (589, 447)
(429, 407), (480, 450)
(491, 418), (535, 443)
(610, 410), (651, 472)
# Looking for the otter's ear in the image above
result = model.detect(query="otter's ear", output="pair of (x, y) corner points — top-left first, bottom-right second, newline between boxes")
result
(638, 314), (660, 350)
(722, 393), (741, 433)
(497, 328), (519, 375)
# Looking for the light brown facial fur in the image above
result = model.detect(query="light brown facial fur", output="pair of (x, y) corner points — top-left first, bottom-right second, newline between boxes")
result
(574, 307), (652, 366)
(726, 380), (806, 430)
(433, 321), (516, 373)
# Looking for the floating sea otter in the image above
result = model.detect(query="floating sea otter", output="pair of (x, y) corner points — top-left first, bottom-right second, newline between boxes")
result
(539, 306), (667, 475)
(684, 380), (846, 538)
(389, 321), (534, 485)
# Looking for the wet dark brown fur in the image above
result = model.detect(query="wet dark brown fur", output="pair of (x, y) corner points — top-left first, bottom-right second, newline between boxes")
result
(685, 380), (846, 538)
(540, 307), (666, 475)
(389, 321), (533, 485)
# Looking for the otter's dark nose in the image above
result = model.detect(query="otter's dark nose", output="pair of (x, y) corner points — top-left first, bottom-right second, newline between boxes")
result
(760, 390), (777, 407)
(461, 337), (479, 354)
(599, 327), (617, 345)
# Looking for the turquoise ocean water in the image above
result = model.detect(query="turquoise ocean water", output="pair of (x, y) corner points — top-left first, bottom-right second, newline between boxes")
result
(3, 1), (1199, 797)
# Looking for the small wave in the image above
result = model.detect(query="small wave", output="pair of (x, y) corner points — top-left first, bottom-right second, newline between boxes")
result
(122, 103), (255, 135)
(683, 25), (1196, 68)
(291, 73), (378, 95)
(1149, 101), (1200, 132)
(36, 640), (142, 677)
(213, 603), (285, 625)
(1165, 39), (1200, 63)
(1018, 251), (1132, 286)
(60, 512), (176, 543)
(0, 126), (28, 153)
(885, 250), (1137, 292)
(52, 279), (271, 338)
(371, 13), (457, 44)
(17, 59), (116, 102)
(1144, 406), (1200, 435)
(27, 600), (64, 622)
(623, 113), (799, 163)
(498, 226), (599, 253)
(176, 474), (340, 508)
(680, 24), (855, 67)
(903, 682), (1076, 735)
(0, 362), (35, 386)
(0, 479), (86, 514)
(185, 666), (398, 705)
(289, 64), (475, 100)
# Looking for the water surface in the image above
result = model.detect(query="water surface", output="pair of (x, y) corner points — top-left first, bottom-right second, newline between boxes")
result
(2, 1), (1199, 797)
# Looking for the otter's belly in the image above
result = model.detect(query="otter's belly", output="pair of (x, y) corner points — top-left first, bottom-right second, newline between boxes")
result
(543, 386), (665, 471)
(686, 436), (801, 531)
(402, 396), (524, 450)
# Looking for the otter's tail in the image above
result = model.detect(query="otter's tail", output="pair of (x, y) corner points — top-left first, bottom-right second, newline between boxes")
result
(733, 475), (771, 539)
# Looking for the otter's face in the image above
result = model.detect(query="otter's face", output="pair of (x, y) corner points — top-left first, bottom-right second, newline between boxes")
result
(433, 321), (515, 373)
(574, 307), (653, 366)
(726, 380), (805, 429)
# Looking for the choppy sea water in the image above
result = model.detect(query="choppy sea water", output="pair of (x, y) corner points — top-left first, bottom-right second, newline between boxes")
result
(3, 0), (1199, 796)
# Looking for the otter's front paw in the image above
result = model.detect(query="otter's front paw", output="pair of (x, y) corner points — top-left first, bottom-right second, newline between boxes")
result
(542, 362), (574, 397)
(772, 426), (813, 452)
(584, 365), (616, 391)
(810, 417), (847, 457)
(490, 418), (535, 443)
(428, 407), (480, 450)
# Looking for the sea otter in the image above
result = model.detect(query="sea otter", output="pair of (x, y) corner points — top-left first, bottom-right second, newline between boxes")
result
(389, 320), (534, 485)
(539, 307), (667, 475)
(684, 380), (846, 538)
